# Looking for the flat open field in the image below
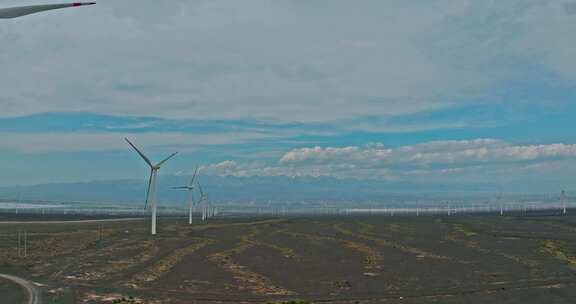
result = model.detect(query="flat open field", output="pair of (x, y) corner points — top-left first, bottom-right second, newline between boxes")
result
(1, 213), (576, 303)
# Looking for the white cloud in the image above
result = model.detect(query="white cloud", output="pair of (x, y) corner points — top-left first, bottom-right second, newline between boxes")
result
(199, 160), (238, 173)
(0, 0), (573, 125)
(281, 140), (576, 167)
(197, 139), (576, 184)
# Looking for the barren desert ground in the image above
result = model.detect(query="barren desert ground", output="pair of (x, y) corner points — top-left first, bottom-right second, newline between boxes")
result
(1, 212), (575, 303)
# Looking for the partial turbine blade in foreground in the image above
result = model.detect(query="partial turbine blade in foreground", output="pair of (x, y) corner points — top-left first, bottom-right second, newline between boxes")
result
(0, 2), (96, 19)
(125, 138), (154, 168)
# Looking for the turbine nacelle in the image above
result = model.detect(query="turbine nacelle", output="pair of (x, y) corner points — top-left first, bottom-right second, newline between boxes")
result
(173, 186), (194, 190)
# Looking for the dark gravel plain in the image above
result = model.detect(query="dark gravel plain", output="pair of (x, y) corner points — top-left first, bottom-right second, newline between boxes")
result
(0, 212), (575, 303)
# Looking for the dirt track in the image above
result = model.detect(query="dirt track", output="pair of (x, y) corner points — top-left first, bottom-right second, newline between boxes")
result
(0, 273), (41, 304)
(0, 217), (144, 225)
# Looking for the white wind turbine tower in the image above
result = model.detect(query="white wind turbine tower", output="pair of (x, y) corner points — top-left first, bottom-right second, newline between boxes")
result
(0, 2), (95, 19)
(125, 138), (178, 235)
(497, 189), (504, 216)
(172, 167), (199, 225)
(197, 181), (208, 221)
(196, 182), (214, 221)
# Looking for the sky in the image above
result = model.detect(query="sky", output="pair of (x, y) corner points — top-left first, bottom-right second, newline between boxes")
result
(0, 0), (575, 193)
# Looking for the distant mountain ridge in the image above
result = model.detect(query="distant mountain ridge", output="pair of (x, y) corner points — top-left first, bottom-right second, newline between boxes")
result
(0, 174), (513, 206)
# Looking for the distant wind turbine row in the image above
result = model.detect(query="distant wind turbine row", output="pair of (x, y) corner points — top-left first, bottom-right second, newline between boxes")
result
(0, 2), (95, 19)
(197, 180), (215, 221)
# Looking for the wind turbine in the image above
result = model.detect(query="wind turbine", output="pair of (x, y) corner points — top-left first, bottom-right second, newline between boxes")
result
(197, 181), (207, 221)
(497, 189), (504, 216)
(125, 138), (178, 235)
(0, 2), (95, 19)
(172, 167), (199, 225)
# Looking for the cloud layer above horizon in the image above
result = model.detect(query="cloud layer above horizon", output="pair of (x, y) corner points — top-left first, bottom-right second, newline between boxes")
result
(0, 0), (575, 192)
(201, 140), (576, 186)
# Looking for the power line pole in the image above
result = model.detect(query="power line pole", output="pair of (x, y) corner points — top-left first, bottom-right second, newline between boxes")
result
(24, 231), (27, 258)
(17, 231), (21, 257)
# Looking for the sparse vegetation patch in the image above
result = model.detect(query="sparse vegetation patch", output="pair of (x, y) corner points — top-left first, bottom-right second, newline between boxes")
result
(541, 240), (576, 268)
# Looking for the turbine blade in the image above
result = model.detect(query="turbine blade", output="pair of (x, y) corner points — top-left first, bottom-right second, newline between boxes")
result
(125, 138), (153, 168)
(197, 182), (204, 197)
(0, 3), (96, 19)
(144, 170), (153, 209)
(156, 152), (178, 167)
(190, 166), (199, 186)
